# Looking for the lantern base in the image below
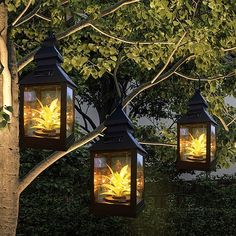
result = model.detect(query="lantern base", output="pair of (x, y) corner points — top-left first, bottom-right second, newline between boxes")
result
(91, 200), (144, 217)
(104, 195), (130, 204)
(34, 129), (60, 138)
(176, 158), (217, 171)
(187, 156), (205, 162)
(20, 133), (75, 151)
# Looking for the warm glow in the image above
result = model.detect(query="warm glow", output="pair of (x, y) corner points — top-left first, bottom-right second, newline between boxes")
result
(185, 133), (206, 158)
(101, 164), (130, 198)
(24, 106), (30, 125)
(31, 98), (60, 133)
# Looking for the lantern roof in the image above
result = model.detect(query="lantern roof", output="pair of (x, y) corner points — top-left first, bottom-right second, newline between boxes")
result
(90, 105), (146, 153)
(105, 104), (133, 129)
(187, 89), (208, 108)
(34, 35), (63, 65)
(19, 35), (77, 88)
(177, 89), (217, 125)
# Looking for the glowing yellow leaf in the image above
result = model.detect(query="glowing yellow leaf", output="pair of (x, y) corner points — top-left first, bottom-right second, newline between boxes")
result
(31, 98), (61, 132)
(185, 133), (206, 157)
(100, 164), (131, 198)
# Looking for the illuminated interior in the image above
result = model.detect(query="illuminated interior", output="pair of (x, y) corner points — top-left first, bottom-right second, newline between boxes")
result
(101, 164), (131, 198)
(210, 125), (216, 161)
(94, 152), (131, 205)
(66, 87), (74, 137)
(24, 85), (61, 139)
(180, 124), (207, 162)
(137, 153), (144, 203)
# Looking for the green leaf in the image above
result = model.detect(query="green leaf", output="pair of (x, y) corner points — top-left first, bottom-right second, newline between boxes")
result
(0, 120), (7, 128)
(5, 106), (13, 112)
(2, 113), (10, 122)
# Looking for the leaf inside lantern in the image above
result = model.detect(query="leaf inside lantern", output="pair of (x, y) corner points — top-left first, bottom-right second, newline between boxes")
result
(185, 133), (207, 157)
(101, 164), (131, 198)
(31, 98), (60, 131)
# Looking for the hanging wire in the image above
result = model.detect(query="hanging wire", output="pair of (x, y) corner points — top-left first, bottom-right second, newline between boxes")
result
(194, 72), (201, 91)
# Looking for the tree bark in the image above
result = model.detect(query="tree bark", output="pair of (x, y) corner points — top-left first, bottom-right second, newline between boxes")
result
(0, 3), (20, 236)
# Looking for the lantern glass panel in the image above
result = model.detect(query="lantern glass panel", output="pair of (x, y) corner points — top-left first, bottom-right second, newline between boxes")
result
(24, 85), (61, 139)
(137, 153), (144, 204)
(180, 124), (207, 162)
(94, 151), (131, 205)
(211, 125), (216, 161)
(66, 87), (74, 137)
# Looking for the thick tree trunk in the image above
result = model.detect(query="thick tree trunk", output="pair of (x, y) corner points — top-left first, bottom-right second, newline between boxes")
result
(0, 3), (20, 236)
(0, 148), (20, 236)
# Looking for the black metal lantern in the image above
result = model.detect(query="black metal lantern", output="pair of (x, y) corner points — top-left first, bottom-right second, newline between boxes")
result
(176, 89), (217, 171)
(19, 36), (77, 150)
(90, 105), (146, 217)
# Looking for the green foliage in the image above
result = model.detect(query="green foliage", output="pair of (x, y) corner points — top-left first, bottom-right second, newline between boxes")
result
(17, 146), (130, 235)
(0, 106), (13, 128)
(216, 124), (236, 169)
(10, 0), (235, 127)
(130, 179), (236, 236)
(18, 143), (236, 235)
(11, 0), (236, 77)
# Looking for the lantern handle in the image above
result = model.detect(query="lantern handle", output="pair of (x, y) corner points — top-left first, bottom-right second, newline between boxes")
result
(194, 72), (201, 91)
(113, 79), (124, 108)
(48, 29), (55, 39)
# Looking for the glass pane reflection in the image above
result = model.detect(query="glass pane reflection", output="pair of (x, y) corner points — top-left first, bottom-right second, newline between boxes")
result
(137, 153), (144, 204)
(66, 87), (74, 137)
(211, 125), (216, 161)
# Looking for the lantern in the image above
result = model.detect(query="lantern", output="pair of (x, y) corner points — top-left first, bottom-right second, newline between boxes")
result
(176, 89), (217, 171)
(90, 105), (146, 217)
(19, 35), (77, 150)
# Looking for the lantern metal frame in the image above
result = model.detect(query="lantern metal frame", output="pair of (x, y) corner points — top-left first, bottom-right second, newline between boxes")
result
(90, 105), (146, 217)
(176, 89), (217, 171)
(19, 36), (77, 151)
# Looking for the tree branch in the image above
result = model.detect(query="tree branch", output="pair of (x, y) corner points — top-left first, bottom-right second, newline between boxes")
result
(17, 0), (141, 71)
(222, 46), (236, 52)
(215, 115), (229, 132)
(56, 20), (90, 40)
(56, 0), (140, 40)
(35, 13), (51, 22)
(227, 116), (236, 127)
(18, 124), (106, 194)
(113, 50), (123, 98)
(140, 141), (176, 147)
(151, 31), (187, 83)
(89, 24), (175, 45)
(74, 102), (97, 130)
(12, 0), (33, 26)
(192, 0), (201, 19)
(14, 3), (41, 27)
(174, 71), (236, 81)
(77, 104), (89, 132)
(122, 54), (195, 107)
(17, 48), (38, 72)
(101, 0), (140, 17)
